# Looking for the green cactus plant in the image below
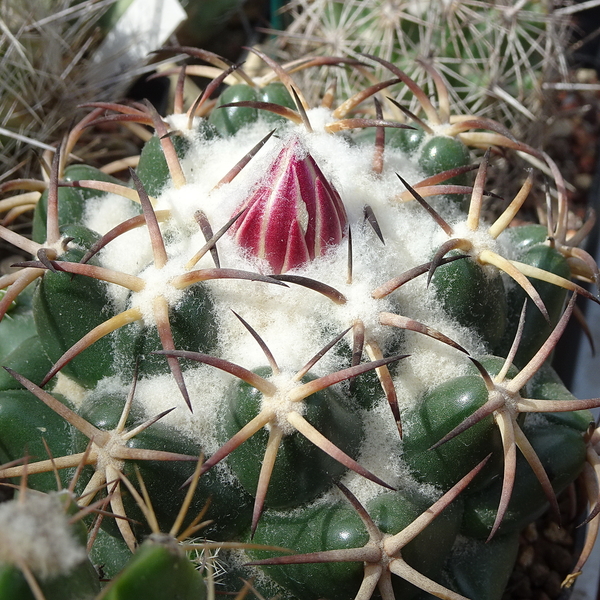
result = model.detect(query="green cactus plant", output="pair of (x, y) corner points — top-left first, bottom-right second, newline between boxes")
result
(0, 48), (599, 600)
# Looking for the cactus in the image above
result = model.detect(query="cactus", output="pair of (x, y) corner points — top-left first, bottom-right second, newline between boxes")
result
(0, 48), (599, 600)
(0, 484), (101, 600)
(268, 0), (573, 140)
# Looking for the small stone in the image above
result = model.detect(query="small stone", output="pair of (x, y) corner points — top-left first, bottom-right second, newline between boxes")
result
(576, 68), (598, 84)
(509, 572), (532, 599)
(0, 254), (27, 275)
(518, 544), (536, 569)
(530, 562), (551, 587)
(542, 572), (563, 598)
(549, 118), (573, 138)
(524, 522), (538, 543)
(575, 173), (592, 191)
(544, 545), (575, 574)
(543, 522), (572, 546)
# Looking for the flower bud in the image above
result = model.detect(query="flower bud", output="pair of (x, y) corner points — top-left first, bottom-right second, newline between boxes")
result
(232, 137), (347, 274)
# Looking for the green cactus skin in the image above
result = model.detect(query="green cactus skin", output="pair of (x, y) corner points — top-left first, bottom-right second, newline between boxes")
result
(352, 126), (425, 156)
(0, 559), (101, 600)
(99, 535), (207, 600)
(249, 489), (463, 600)
(88, 527), (133, 581)
(494, 230), (571, 368)
(429, 531), (520, 600)
(0, 52), (598, 600)
(419, 136), (472, 186)
(208, 82), (296, 135)
(209, 83), (259, 135)
(0, 285), (37, 361)
(0, 388), (75, 491)
(429, 256), (507, 349)
(113, 284), (219, 379)
(525, 363), (593, 432)
(32, 226), (118, 388)
(136, 135), (192, 198)
(0, 335), (52, 392)
(460, 418), (587, 539)
(402, 373), (503, 491)
(221, 368), (364, 508)
(72, 392), (254, 541)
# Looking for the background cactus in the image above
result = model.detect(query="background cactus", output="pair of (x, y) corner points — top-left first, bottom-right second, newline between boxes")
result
(0, 44), (599, 600)
(267, 1), (571, 137)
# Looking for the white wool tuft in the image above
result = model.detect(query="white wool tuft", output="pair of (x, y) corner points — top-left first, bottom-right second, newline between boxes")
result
(0, 492), (85, 580)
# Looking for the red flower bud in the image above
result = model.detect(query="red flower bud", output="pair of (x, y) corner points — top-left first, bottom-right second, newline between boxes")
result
(231, 137), (347, 274)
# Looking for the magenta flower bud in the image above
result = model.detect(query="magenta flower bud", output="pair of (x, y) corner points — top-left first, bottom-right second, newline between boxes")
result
(231, 137), (347, 274)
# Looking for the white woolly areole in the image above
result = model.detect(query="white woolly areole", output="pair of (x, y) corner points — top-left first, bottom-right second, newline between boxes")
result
(0, 493), (85, 579)
(261, 372), (308, 435)
(51, 373), (88, 409)
(450, 220), (504, 269)
(128, 258), (187, 325)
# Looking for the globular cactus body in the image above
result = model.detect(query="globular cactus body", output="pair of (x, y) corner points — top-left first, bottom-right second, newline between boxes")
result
(0, 50), (599, 600)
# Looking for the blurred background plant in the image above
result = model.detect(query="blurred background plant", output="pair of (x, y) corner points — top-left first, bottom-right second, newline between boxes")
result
(0, 0), (264, 181)
(268, 0), (569, 134)
(265, 1), (600, 214)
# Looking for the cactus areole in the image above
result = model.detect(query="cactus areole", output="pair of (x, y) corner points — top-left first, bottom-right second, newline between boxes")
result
(0, 50), (599, 600)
